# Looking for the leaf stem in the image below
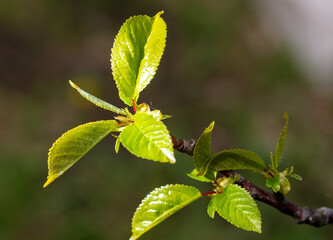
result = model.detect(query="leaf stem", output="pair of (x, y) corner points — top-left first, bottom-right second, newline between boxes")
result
(202, 191), (217, 196)
(132, 99), (137, 113)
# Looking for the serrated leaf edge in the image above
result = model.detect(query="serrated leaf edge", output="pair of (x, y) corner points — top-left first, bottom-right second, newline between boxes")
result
(111, 11), (166, 106)
(130, 184), (201, 240)
(200, 148), (266, 176)
(119, 113), (175, 163)
(214, 184), (262, 233)
(44, 120), (118, 187)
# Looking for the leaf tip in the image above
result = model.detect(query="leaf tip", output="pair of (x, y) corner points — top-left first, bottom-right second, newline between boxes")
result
(69, 80), (78, 89)
(155, 10), (164, 17)
(43, 176), (56, 188)
(208, 121), (215, 131)
(284, 112), (289, 122)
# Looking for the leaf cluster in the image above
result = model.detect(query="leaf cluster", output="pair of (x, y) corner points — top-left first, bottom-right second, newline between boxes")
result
(44, 12), (303, 239)
(44, 12), (173, 188)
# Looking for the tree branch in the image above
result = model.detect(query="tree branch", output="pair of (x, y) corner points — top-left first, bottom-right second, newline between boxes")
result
(171, 135), (333, 227)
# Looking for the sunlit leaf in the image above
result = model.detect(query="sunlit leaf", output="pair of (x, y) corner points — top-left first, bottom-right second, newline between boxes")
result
(193, 121), (215, 171)
(119, 112), (175, 163)
(115, 138), (121, 153)
(44, 120), (119, 187)
(130, 184), (202, 240)
(69, 80), (127, 115)
(200, 149), (266, 177)
(274, 112), (288, 169)
(111, 11), (167, 106)
(214, 184), (262, 233)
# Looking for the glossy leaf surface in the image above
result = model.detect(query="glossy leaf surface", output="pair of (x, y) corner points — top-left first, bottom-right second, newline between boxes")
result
(44, 120), (119, 187)
(130, 184), (202, 240)
(193, 121), (214, 171)
(69, 80), (127, 115)
(119, 112), (175, 163)
(111, 11), (167, 106)
(200, 149), (266, 176)
(214, 184), (262, 233)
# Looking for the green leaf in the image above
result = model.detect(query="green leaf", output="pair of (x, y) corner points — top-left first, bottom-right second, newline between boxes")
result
(200, 149), (266, 177)
(193, 121), (215, 171)
(69, 80), (127, 115)
(111, 11), (167, 106)
(279, 176), (291, 195)
(214, 184), (262, 233)
(119, 112), (175, 163)
(130, 184), (202, 240)
(265, 176), (280, 192)
(115, 138), (121, 153)
(44, 120), (119, 187)
(274, 112), (288, 169)
(207, 197), (216, 219)
(289, 173), (302, 181)
(187, 169), (214, 183)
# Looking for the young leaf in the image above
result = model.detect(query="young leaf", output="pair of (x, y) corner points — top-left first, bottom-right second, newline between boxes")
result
(289, 173), (302, 181)
(130, 184), (202, 240)
(200, 149), (266, 177)
(193, 121), (215, 171)
(44, 120), (119, 187)
(265, 176), (280, 192)
(279, 176), (291, 195)
(274, 112), (289, 169)
(214, 184), (262, 233)
(119, 112), (175, 163)
(187, 169), (214, 183)
(111, 11), (167, 106)
(207, 197), (216, 219)
(69, 80), (127, 115)
(115, 138), (121, 153)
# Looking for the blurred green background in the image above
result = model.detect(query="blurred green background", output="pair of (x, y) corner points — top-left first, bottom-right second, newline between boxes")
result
(1, 0), (333, 239)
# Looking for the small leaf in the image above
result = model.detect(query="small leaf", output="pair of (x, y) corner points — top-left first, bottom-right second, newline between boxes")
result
(289, 173), (302, 181)
(119, 112), (175, 163)
(270, 152), (275, 170)
(69, 80), (127, 115)
(44, 120), (119, 187)
(200, 149), (266, 177)
(214, 184), (262, 233)
(207, 197), (216, 219)
(130, 184), (202, 240)
(279, 176), (291, 195)
(187, 169), (214, 183)
(111, 11), (167, 106)
(193, 121), (215, 171)
(265, 176), (280, 192)
(115, 138), (121, 153)
(274, 112), (288, 169)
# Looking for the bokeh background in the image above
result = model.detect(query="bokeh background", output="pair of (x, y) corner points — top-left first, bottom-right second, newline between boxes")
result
(1, 0), (333, 239)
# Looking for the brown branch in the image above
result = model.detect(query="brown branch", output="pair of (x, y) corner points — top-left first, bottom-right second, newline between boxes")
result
(170, 135), (196, 156)
(171, 135), (333, 227)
